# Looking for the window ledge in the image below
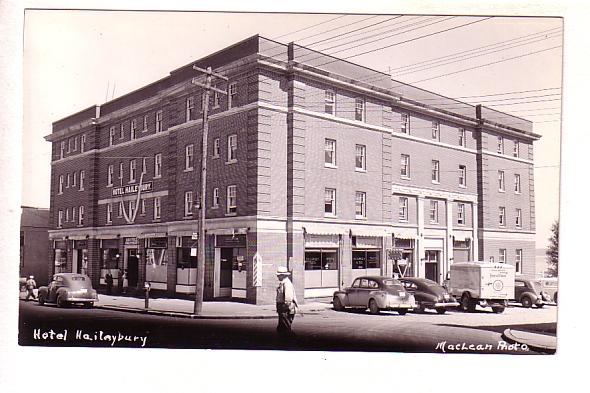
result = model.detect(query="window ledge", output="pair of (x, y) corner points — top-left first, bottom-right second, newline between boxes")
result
(106, 184), (113, 188)
(459, 185), (467, 189)
(432, 181), (440, 185)
(183, 215), (194, 220)
(499, 189), (505, 193)
(183, 168), (194, 173)
(225, 159), (238, 165)
(401, 176), (411, 181)
(225, 212), (237, 217)
(324, 214), (337, 218)
(154, 175), (162, 179)
(211, 206), (219, 210)
(355, 216), (367, 220)
(355, 168), (367, 173)
(212, 155), (220, 159)
(399, 219), (409, 223)
(324, 164), (338, 169)
(152, 219), (162, 223)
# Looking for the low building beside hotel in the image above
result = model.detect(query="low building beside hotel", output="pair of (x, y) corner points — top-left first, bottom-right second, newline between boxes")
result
(45, 35), (540, 304)
(20, 206), (50, 286)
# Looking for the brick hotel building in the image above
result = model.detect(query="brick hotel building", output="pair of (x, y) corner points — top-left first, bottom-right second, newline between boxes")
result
(45, 35), (540, 304)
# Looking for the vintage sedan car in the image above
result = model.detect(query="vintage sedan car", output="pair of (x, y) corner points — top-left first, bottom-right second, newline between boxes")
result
(398, 277), (459, 314)
(333, 276), (416, 315)
(513, 277), (545, 308)
(38, 273), (98, 308)
(538, 277), (558, 304)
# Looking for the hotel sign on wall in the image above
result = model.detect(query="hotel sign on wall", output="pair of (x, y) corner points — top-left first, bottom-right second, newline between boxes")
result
(112, 182), (153, 197)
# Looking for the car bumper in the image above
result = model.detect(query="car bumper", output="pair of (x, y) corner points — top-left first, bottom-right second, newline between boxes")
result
(66, 297), (97, 302)
(433, 301), (459, 308)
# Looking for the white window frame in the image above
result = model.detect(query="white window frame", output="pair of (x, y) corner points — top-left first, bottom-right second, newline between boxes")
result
(497, 136), (504, 154)
(355, 98), (365, 122)
(324, 90), (335, 115)
(432, 120), (440, 140)
(515, 249), (523, 273)
(140, 199), (146, 215)
(109, 127), (116, 146)
(457, 203), (465, 225)
(72, 206), (76, 222)
(184, 191), (193, 217)
(129, 159), (137, 183)
(226, 185), (237, 214)
(58, 210), (63, 228)
(66, 173), (70, 188)
(355, 144), (366, 171)
(459, 128), (466, 147)
(106, 203), (112, 224)
(429, 200), (439, 224)
(65, 208), (70, 223)
(119, 162), (124, 180)
(78, 206), (84, 226)
(514, 174), (521, 194)
(60, 141), (65, 159)
(324, 139), (337, 167)
(499, 248), (507, 264)
(324, 188), (336, 217)
(128, 200), (135, 219)
(58, 175), (64, 194)
(72, 171), (77, 188)
(143, 115), (148, 132)
(401, 154), (410, 179)
(401, 113), (409, 134)
(118, 201), (123, 218)
(81, 134), (86, 153)
(155, 110), (163, 133)
(213, 187), (220, 208)
(432, 160), (440, 183)
(186, 96), (194, 122)
(459, 165), (467, 187)
(213, 88), (220, 108)
(79, 170), (85, 191)
(67, 138), (72, 153)
(355, 191), (366, 219)
(213, 138), (220, 158)
(130, 119), (137, 140)
(119, 123), (125, 139)
(399, 197), (408, 222)
(513, 140), (519, 157)
(142, 157), (147, 175)
(107, 164), (114, 187)
(227, 134), (237, 163)
(185, 144), (194, 171)
(516, 208), (522, 228)
(228, 82), (237, 108)
(498, 170), (505, 192)
(153, 197), (161, 220)
(154, 153), (162, 178)
(499, 206), (506, 226)
(73, 136), (78, 151)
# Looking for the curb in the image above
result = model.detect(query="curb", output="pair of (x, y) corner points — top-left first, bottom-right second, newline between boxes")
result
(501, 328), (556, 354)
(96, 305), (277, 320)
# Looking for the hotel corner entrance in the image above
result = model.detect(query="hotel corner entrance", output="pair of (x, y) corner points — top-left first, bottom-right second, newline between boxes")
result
(214, 234), (247, 299)
(424, 250), (440, 283)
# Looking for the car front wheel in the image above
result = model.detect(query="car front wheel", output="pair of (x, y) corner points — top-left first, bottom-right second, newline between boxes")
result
(492, 306), (505, 314)
(57, 295), (68, 308)
(435, 307), (446, 314)
(368, 299), (380, 315)
(333, 297), (344, 312)
(521, 296), (532, 308)
(38, 293), (45, 306)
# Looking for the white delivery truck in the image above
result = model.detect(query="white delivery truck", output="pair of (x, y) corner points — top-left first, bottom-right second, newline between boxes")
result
(448, 262), (515, 313)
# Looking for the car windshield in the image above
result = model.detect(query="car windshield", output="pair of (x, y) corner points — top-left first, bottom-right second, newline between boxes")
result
(65, 276), (92, 289)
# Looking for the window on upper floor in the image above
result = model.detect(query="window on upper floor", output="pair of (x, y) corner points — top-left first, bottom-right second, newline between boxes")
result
(67, 138), (72, 153)
(432, 160), (440, 183)
(355, 144), (366, 171)
(227, 134), (237, 163)
(58, 175), (64, 194)
(355, 98), (365, 122)
(325, 90), (335, 115)
(130, 120), (137, 140)
(72, 171), (77, 188)
(228, 82), (238, 109)
(184, 191), (193, 217)
(459, 165), (467, 187)
(515, 249), (523, 273)
(66, 173), (70, 188)
(497, 136), (504, 154)
(65, 208), (69, 223)
(499, 206), (506, 226)
(142, 157), (147, 175)
(107, 164), (114, 187)
(213, 187), (220, 208)
(106, 203), (112, 224)
(119, 123), (125, 140)
(401, 113), (409, 134)
(118, 201), (123, 218)
(79, 170), (85, 191)
(514, 174), (521, 193)
(143, 115), (149, 132)
(81, 134), (86, 152)
(457, 203), (465, 225)
(213, 138), (220, 158)
(109, 127), (116, 146)
(129, 159), (137, 183)
(119, 162), (124, 181)
(185, 144), (194, 171)
(355, 191), (366, 219)
(499, 248), (507, 263)
(128, 200), (136, 219)
(155, 110), (163, 132)
(73, 136), (78, 151)
(516, 208), (522, 228)
(60, 141), (66, 159)
(140, 199), (146, 215)
(459, 128), (466, 147)
(213, 88), (220, 108)
(429, 200), (439, 224)
(324, 188), (336, 217)
(432, 120), (440, 140)
(186, 97), (195, 122)
(154, 197), (161, 220)
(72, 207), (76, 223)
(78, 206), (84, 226)
(227, 185), (237, 214)
(498, 170), (505, 192)
(325, 139), (337, 167)
(154, 153), (162, 178)
(58, 210), (63, 228)
(401, 154), (410, 179)
(399, 197), (408, 222)
(513, 140), (520, 157)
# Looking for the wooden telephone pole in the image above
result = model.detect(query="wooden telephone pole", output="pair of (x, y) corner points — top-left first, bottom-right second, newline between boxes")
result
(191, 65), (227, 315)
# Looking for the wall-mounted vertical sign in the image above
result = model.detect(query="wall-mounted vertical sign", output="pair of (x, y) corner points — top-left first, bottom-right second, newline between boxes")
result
(253, 252), (262, 287)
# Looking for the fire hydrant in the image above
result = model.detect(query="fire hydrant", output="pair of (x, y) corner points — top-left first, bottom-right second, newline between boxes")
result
(144, 282), (151, 311)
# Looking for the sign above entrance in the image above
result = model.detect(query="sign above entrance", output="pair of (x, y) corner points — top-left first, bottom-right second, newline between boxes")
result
(112, 181), (153, 197)
(216, 234), (246, 248)
(124, 237), (138, 246)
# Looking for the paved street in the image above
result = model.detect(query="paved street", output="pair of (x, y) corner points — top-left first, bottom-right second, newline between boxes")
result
(19, 300), (556, 353)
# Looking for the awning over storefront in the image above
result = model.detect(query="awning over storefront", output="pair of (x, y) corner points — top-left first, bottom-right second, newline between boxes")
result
(350, 227), (388, 237)
(392, 228), (418, 240)
(452, 232), (472, 242)
(302, 224), (346, 236)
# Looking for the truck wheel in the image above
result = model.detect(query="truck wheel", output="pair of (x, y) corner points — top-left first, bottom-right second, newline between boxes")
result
(492, 306), (505, 314)
(461, 294), (475, 312)
(333, 297), (344, 312)
(368, 299), (380, 315)
(397, 309), (407, 315)
(435, 307), (446, 314)
(521, 296), (532, 308)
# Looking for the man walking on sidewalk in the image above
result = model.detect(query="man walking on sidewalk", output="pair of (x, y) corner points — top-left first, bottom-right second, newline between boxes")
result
(276, 266), (298, 336)
(105, 271), (113, 295)
(25, 275), (37, 301)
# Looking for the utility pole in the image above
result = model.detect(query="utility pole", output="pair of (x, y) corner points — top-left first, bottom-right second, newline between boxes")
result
(191, 65), (227, 315)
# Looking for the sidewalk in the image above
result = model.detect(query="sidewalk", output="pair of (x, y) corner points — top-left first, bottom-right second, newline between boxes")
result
(502, 328), (557, 354)
(20, 290), (332, 319)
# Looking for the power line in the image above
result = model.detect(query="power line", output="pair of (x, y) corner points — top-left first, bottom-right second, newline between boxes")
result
(305, 16), (403, 47)
(296, 15), (380, 43)
(272, 14), (348, 40)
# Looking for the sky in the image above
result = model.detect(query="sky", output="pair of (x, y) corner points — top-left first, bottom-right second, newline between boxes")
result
(22, 10), (562, 248)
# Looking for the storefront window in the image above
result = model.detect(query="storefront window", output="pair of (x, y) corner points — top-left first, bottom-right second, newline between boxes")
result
(305, 250), (338, 270)
(146, 248), (168, 266)
(352, 250), (381, 269)
(101, 249), (119, 269)
(177, 248), (197, 269)
(54, 249), (67, 273)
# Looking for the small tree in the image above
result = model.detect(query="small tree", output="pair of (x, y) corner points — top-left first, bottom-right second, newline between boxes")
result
(546, 220), (559, 277)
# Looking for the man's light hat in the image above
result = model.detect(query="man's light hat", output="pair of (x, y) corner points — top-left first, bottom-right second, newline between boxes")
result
(276, 266), (290, 275)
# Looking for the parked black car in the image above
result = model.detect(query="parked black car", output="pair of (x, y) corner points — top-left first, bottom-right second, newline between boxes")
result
(38, 273), (98, 308)
(399, 277), (459, 314)
(513, 277), (545, 308)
